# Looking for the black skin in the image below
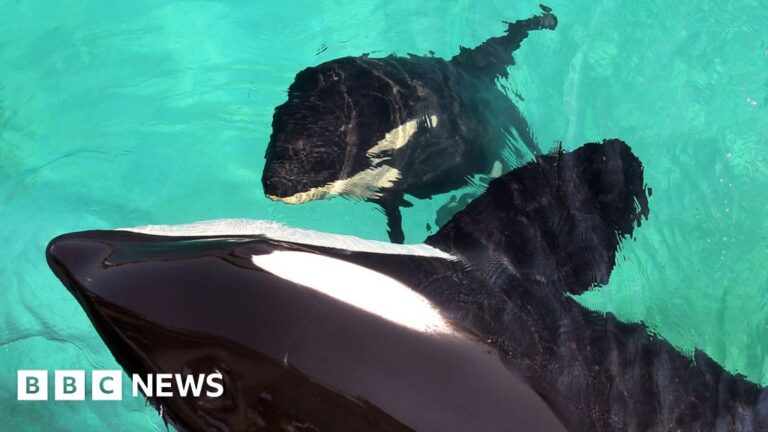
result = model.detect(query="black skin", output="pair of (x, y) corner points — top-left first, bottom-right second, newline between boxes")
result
(48, 140), (768, 431)
(262, 6), (558, 243)
(423, 139), (767, 430)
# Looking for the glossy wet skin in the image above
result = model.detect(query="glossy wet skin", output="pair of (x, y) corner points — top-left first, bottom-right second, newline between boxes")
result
(46, 232), (567, 432)
(47, 235), (418, 431)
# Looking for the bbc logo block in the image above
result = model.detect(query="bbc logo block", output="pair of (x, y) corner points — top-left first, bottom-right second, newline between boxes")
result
(54, 370), (85, 400)
(92, 370), (122, 400)
(18, 369), (122, 401)
(17, 370), (48, 401)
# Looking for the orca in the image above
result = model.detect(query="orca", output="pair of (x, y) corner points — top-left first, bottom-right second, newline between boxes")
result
(47, 140), (767, 431)
(262, 6), (557, 243)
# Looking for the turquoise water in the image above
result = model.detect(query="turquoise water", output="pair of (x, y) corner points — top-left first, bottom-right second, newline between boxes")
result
(1, 1), (767, 430)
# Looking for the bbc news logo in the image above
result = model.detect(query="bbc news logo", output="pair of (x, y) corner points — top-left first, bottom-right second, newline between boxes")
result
(18, 370), (224, 401)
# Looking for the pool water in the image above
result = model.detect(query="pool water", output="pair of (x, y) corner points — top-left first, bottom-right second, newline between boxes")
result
(1, 1), (766, 430)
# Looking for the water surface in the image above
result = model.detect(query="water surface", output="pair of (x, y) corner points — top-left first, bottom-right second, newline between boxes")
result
(1, 1), (766, 430)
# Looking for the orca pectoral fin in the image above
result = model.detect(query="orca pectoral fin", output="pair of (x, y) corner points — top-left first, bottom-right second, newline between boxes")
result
(374, 194), (406, 244)
(385, 206), (405, 244)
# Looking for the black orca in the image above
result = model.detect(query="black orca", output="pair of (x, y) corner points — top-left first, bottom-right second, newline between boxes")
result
(262, 6), (558, 243)
(47, 140), (767, 431)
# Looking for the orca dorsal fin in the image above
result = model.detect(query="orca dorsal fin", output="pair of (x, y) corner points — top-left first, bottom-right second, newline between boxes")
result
(426, 139), (650, 296)
(450, 5), (557, 79)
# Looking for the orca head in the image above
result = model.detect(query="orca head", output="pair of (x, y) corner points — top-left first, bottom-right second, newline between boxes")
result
(263, 59), (438, 204)
(45, 221), (568, 432)
(46, 229), (429, 430)
(46, 232), (261, 430)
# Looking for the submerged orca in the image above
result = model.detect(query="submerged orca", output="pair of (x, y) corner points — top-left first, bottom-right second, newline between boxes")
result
(262, 6), (557, 243)
(48, 140), (767, 431)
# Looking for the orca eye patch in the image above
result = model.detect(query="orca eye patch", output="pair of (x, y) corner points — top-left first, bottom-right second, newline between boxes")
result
(251, 250), (454, 335)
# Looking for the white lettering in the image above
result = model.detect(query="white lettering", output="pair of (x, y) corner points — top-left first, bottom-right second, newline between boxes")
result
(175, 374), (206, 397)
(206, 373), (224, 397)
(132, 374), (153, 397)
(155, 373), (173, 397)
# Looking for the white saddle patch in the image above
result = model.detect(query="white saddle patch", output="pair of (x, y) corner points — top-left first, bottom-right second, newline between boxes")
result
(251, 250), (454, 334)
